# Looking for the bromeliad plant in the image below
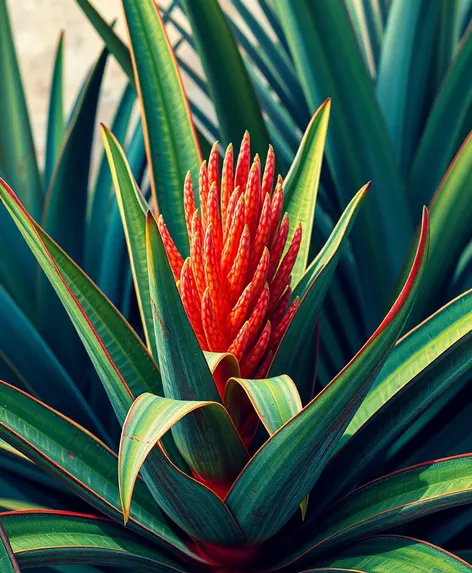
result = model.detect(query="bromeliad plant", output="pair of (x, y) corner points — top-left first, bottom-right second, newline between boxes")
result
(0, 1), (471, 573)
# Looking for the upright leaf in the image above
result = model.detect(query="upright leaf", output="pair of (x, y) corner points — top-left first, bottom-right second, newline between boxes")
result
(146, 213), (248, 482)
(182, 0), (271, 158)
(376, 0), (440, 173)
(39, 48), (108, 377)
(0, 179), (242, 547)
(42, 49), (107, 265)
(408, 132), (472, 324)
(313, 289), (472, 511)
(86, 84), (135, 279)
(274, 0), (412, 323)
(0, 0), (42, 218)
(283, 101), (330, 284)
(122, 0), (202, 255)
(101, 127), (156, 359)
(44, 33), (65, 189)
(270, 186), (367, 402)
(225, 210), (429, 543)
(408, 24), (472, 214)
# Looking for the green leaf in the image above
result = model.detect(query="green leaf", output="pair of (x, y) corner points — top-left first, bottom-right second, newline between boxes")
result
(288, 455), (472, 563)
(0, 177), (163, 420)
(0, 179), (241, 547)
(182, 0), (271, 158)
(122, 0), (201, 256)
(270, 185), (367, 403)
(225, 375), (302, 436)
(0, 522), (20, 573)
(0, 381), (191, 558)
(43, 48), (107, 266)
(376, 0), (440, 173)
(274, 0), (412, 323)
(119, 392), (248, 521)
(408, 132), (472, 325)
(344, 288), (472, 441)
(75, 0), (134, 80)
(145, 213), (248, 481)
(101, 125), (156, 358)
(313, 289), (472, 511)
(1, 512), (190, 572)
(317, 535), (471, 572)
(86, 84), (135, 280)
(0, 286), (106, 439)
(345, 0), (384, 77)
(409, 23), (472, 213)
(283, 100), (330, 284)
(0, 0), (42, 218)
(44, 33), (65, 188)
(39, 49), (109, 377)
(225, 209), (429, 543)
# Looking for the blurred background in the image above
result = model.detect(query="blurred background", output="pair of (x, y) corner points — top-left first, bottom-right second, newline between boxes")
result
(8, 0), (255, 166)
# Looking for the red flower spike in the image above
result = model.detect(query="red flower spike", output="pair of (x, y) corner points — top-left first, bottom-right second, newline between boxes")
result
(224, 185), (243, 239)
(241, 321), (272, 378)
(235, 131), (251, 191)
(270, 223), (302, 305)
(183, 172), (196, 237)
(199, 161), (209, 228)
(157, 215), (184, 281)
(228, 321), (251, 362)
(249, 192), (272, 273)
(261, 145), (275, 199)
(255, 350), (273, 379)
(207, 183), (223, 261)
(245, 155), (261, 238)
(190, 214), (206, 299)
(201, 288), (228, 352)
(221, 144), (234, 218)
(270, 297), (299, 350)
(221, 192), (246, 277)
(247, 282), (270, 346)
(227, 225), (250, 305)
(249, 248), (270, 308)
(208, 142), (219, 191)
(228, 282), (254, 338)
(180, 260), (206, 347)
(268, 213), (289, 281)
(269, 176), (284, 246)
(159, 134), (304, 380)
(204, 225), (230, 325)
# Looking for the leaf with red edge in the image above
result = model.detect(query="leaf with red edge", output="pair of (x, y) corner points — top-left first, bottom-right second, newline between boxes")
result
(225, 209), (429, 544)
(0, 511), (190, 572)
(0, 178), (242, 547)
(0, 380), (191, 558)
(119, 392), (248, 522)
(280, 454), (472, 567)
(0, 522), (20, 573)
(315, 535), (472, 572)
(122, 0), (202, 256)
(270, 185), (368, 403)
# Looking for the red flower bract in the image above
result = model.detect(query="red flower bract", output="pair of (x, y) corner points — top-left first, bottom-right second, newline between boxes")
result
(159, 133), (301, 378)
